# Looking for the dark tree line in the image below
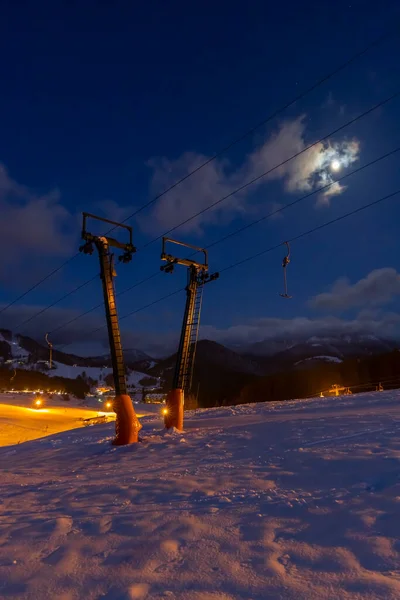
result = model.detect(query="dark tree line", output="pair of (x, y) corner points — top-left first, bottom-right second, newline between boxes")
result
(0, 367), (90, 398)
(233, 350), (400, 406)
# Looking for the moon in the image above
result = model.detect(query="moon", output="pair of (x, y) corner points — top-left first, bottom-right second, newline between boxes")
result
(331, 159), (341, 172)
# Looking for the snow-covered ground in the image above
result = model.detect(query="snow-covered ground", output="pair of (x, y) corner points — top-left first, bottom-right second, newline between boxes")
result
(49, 362), (149, 388)
(1, 391), (400, 599)
(295, 355), (343, 365)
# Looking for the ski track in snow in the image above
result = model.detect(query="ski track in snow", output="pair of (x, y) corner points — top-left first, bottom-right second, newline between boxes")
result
(0, 391), (400, 599)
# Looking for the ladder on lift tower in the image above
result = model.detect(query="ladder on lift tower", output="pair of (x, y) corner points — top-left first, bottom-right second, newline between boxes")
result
(177, 275), (204, 393)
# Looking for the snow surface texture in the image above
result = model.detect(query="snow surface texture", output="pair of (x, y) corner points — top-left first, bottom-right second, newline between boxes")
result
(295, 355), (343, 365)
(44, 362), (149, 388)
(1, 391), (400, 599)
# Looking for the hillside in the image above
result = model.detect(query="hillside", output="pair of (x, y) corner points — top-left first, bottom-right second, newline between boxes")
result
(245, 333), (399, 358)
(146, 340), (261, 407)
(145, 337), (400, 407)
(0, 330), (152, 393)
(236, 348), (400, 405)
(2, 328), (399, 407)
(0, 329), (151, 370)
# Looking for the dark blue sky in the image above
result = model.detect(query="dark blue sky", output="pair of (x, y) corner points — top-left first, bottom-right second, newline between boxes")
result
(1, 0), (400, 356)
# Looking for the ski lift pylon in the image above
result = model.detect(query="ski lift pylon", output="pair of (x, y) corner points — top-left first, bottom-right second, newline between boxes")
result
(45, 332), (53, 369)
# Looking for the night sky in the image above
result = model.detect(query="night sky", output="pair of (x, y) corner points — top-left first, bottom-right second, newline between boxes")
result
(1, 0), (400, 357)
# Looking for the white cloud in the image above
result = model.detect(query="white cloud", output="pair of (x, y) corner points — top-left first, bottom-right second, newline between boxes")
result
(7, 292), (400, 359)
(0, 302), (179, 359)
(0, 164), (76, 282)
(141, 116), (360, 235)
(139, 151), (245, 236)
(200, 311), (400, 350)
(311, 268), (400, 312)
(93, 199), (134, 225)
(322, 91), (346, 116)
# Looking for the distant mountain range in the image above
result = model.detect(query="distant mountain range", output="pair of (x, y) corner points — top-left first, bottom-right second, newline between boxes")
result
(0, 328), (398, 403)
(243, 333), (399, 360)
(0, 329), (152, 388)
(0, 329), (150, 368)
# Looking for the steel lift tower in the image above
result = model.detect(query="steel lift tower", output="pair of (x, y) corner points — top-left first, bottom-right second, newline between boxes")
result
(79, 212), (141, 445)
(161, 237), (219, 430)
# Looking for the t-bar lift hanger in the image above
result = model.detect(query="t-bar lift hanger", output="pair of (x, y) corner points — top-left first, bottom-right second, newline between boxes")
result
(279, 241), (292, 299)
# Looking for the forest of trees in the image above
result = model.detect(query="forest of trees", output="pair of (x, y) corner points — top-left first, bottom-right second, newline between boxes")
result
(232, 349), (400, 406)
(1, 347), (399, 408)
(0, 367), (90, 398)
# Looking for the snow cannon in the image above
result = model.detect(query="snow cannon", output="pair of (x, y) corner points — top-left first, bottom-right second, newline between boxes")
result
(164, 389), (184, 430)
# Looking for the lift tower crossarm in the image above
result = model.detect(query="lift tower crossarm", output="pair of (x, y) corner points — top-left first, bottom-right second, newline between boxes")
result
(161, 237), (208, 270)
(82, 212), (135, 248)
(79, 212), (141, 445)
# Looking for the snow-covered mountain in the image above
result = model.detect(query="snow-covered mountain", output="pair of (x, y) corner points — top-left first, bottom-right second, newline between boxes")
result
(0, 329), (155, 388)
(244, 333), (399, 361)
(148, 340), (264, 380)
(2, 326), (399, 390)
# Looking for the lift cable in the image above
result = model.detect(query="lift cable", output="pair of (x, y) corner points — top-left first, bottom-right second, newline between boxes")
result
(48, 272), (160, 336)
(203, 145), (400, 251)
(0, 254), (81, 317)
(141, 90), (400, 248)
(218, 188), (400, 274)
(13, 93), (400, 338)
(56, 185), (400, 351)
(219, 189), (400, 273)
(0, 28), (395, 316)
(111, 27), (397, 234)
(46, 143), (400, 338)
(55, 287), (185, 351)
(12, 275), (99, 332)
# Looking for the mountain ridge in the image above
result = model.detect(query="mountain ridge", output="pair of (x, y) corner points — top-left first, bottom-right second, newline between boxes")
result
(0, 329), (398, 392)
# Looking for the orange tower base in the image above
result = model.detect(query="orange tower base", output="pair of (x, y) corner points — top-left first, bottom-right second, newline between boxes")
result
(112, 394), (142, 445)
(164, 388), (184, 431)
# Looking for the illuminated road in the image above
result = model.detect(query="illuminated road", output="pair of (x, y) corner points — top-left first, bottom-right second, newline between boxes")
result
(0, 397), (158, 447)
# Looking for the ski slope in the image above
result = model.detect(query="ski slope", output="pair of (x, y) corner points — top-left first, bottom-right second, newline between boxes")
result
(49, 362), (150, 388)
(0, 395), (161, 447)
(1, 391), (400, 599)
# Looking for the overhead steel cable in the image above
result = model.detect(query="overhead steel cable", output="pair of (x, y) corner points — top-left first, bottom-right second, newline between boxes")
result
(13, 276), (99, 332)
(218, 188), (400, 274)
(46, 142), (400, 338)
(0, 27), (395, 316)
(12, 89), (400, 339)
(141, 90), (400, 247)
(0, 254), (81, 317)
(204, 145), (400, 250)
(56, 185), (400, 350)
(54, 287), (185, 352)
(47, 271), (161, 336)
(112, 28), (398, 231)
